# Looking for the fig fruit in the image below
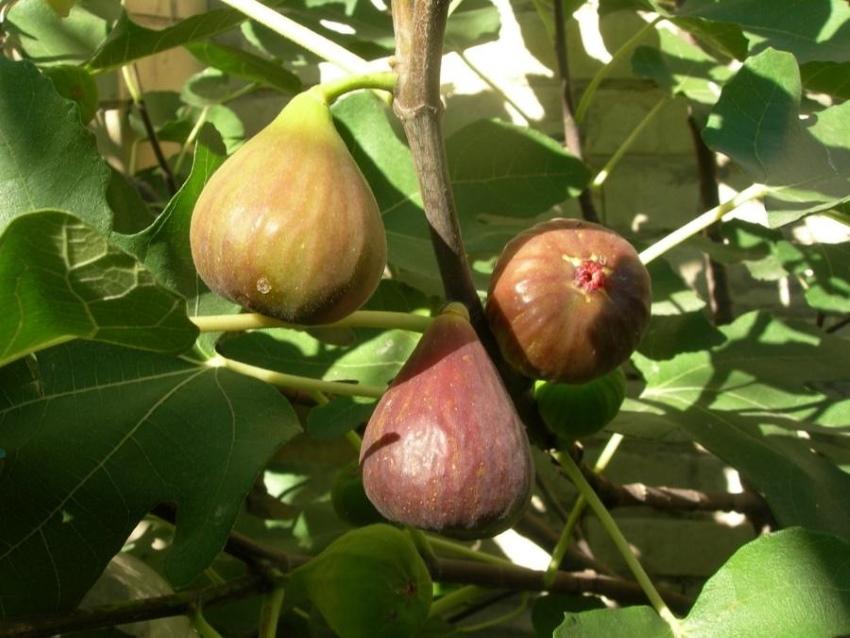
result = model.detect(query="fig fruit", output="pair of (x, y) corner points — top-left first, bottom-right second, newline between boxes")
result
(486, 218), (651, 384)
(190, 89), (386, 324)
(360, 305), (533, 539)
(332, 462), (386, 527)
(535, 367), (626, 441)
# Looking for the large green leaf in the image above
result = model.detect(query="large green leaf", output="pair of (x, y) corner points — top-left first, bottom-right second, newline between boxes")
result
(5, 0), (117, 65)
(0, 57), (112, 235)
(558, 528), (850, 637)
(86, 8), (246, 72)
(184, 41), (301, 94)
(704, 48), (850, 226)
(0, 341), (300, 617)
(680, 0), (850, 63)
(290, 524), (432, 638)
(332, 93), (590, 293)
(0, 211), (197, 368)
(631, 312), (850, 538)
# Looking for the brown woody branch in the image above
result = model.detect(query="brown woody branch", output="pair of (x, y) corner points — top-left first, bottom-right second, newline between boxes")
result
(553, 0), (600, 223)
(687, 113), (732, 324)
(1, 530), (691, 638)
(580, 465), (771, 518)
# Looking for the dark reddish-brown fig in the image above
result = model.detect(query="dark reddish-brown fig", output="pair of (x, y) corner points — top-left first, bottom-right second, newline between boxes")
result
(190, 89), (386, 324)
(360, 304), (533, 539)
(486, 218), (651, 384)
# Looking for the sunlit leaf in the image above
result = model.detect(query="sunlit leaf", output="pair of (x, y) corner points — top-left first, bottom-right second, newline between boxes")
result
(704, 48), (850, 225)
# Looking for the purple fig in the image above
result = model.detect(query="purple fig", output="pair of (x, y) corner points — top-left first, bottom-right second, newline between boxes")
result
(486, 218), (651, 384)
(360, 305), (533, 539)
(190, 89), (386, 324)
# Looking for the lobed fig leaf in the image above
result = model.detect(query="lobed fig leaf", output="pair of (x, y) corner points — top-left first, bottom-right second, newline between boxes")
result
(486, 218), (651, 384)
(360, 306), (533, 539)
(190, 89), (386, 324)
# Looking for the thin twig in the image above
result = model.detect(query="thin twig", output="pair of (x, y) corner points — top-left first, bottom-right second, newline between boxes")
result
(553, 0), (599, 223)
(0, 575), (267, 638)
(687, 114), (733, 324)
(121, 65), (177, 195)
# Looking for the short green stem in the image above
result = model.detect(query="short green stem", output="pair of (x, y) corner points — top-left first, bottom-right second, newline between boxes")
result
(425, 536), (513, 567)
(428, 585), (488, 619)
(191, 310), (432, 334)
(191, 608), (224, 638)
(592, 95), (670, 189)
(258, 585), (286, 638)
(555, 451), (680, 630)
(409, 527), (439, 566)
(638, 183), (767, 264)
(345, 430), (362, 452)
(218, 356), (385, 399)
(575, 16), (663, 123)
(314, 72), (398, 104)
(543, 433), (624, 588)
(216, 0), (371, 73)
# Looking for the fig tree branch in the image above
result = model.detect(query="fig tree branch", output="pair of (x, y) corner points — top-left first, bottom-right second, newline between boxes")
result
(390, 0), (485, 331)
(553, 0), (599, 223)
(687, 113), (733, 325)
(581, 465), (772, 518)
(121, 65), (177, 195)
(391, 0), (553, 449)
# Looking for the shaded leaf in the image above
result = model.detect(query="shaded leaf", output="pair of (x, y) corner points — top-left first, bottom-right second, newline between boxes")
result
(306, 397), (376, 441)
(0, 341), (300, 617)
(801, 61), (850, 99)
(0, 211), (197, 367)
(632, 28), (732, 106)
(776, 240), (850, 313)
(704, 48), (850, 225)
(185, 41), (301, 94)
(6, 0), (116, 65)
(680, 0), (850, 63)
(87, 8), (246, 72)
(0, 57), (112, 235)
(637, 310), (726, 360)
(42, 64), (99, 124)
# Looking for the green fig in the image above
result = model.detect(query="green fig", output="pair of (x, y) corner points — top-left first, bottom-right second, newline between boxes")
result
(535, 367), (626, 441)
(290, 524), (432, 638)
(190, 89), (387, 324)
(360, 305), (533, 539)
(43, 65), (99, 124)
(332, 461), (386, 527)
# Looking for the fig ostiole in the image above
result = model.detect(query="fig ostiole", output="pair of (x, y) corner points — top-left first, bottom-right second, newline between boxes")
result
(190, 88), (387, 324)
(486, 218), (651, 384)
(359, 305), (533, 539)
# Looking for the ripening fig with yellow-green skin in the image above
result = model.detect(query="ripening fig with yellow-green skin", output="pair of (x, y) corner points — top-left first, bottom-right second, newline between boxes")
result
(360, 305), (533, 539)
(190, 89), (387, 324)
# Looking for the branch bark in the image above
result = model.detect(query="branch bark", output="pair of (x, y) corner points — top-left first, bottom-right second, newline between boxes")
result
(580, 465), (772, 518)
(390, 0), (553, 447)
(687, 113), (732, 324)
(553, 0), (600, 223)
